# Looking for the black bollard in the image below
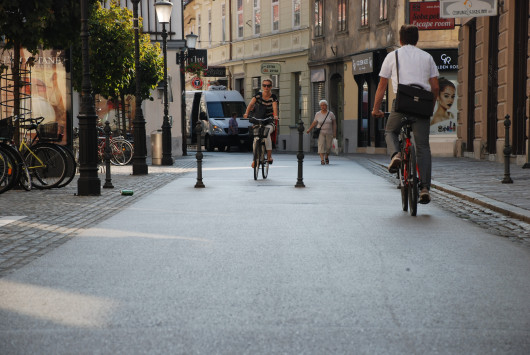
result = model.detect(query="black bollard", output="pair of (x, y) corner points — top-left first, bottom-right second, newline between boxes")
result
(295, 118), (305, 188)
(195, 120), (205, 188)
(103, 121), (114, 188)
(502, 115), (513, 184)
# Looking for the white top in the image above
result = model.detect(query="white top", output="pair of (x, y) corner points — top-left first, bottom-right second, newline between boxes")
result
(379, 45), (439, 93)
(313, 110), (336, 135)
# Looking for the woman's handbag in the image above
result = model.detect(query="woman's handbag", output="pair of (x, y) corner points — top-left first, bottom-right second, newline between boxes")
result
(312, 112), (330, 139)
(394, 51), (434, 118)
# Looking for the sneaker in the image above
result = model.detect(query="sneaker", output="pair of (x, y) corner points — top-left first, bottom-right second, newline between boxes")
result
(388, 153), (401, 173)
(419, 188), (431, 204)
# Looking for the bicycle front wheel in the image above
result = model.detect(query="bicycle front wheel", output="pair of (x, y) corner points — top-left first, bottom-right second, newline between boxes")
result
(253, 140), (260, 180)
(0, 145), (18, 194)
(408, 146), (418, 216)
(110, 138), (133, 166)
(261, 143), (269, 179)
(25, 144), (67, 189)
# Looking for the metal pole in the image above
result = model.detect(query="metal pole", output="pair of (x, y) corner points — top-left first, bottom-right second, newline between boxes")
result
(180, 0), (187, 156)
(103, 120), (114, 189)
(131, 0), (148, 175)
(161, 23), (174, 165)
(195, 120), (205, 188)
(295, 118), (305, 188)
(77, 0), (101, 196)
(502, 114), (513, 184)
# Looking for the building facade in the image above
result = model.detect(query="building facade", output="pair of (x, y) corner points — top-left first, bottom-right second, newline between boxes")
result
(310, 0), (459, 155)
(184, 0), (312, 152)
(456, 0), (529, 165)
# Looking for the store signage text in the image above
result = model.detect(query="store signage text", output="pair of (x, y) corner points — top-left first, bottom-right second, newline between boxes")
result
(261, 63), (281, 75)
(351, 52), (373, 75)
(439, 0), (498, 19)
(410, 1), (455, 30)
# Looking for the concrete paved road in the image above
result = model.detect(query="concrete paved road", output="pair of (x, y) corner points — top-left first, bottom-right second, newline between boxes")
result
(1, 153), (530, 354)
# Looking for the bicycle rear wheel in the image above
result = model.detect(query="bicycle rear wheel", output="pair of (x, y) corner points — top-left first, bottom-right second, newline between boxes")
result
(0, 148), (8, 186)
(400, 156), (408, 212)
(55, 145), (76, 188)
(253, 139), (260, 180)
(25, 143), (67, 189)
(408, 146), (418, 216)
(19, 162), (32, 191)
(261, 143), (269, 179)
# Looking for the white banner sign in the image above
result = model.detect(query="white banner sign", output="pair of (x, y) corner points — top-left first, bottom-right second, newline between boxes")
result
(439, 0), (498, 18)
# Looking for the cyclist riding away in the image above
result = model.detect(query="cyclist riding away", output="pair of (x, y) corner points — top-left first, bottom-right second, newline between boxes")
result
(372, 24), (439, 204)
(243, 78), (279, 167)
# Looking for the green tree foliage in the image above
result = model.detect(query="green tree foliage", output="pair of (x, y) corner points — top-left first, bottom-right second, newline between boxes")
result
(72, 0), (163, 102)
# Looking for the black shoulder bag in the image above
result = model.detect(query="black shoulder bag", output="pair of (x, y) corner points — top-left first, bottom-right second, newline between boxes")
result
(312, 112), (330, 139)
(394, 50), (435, 118)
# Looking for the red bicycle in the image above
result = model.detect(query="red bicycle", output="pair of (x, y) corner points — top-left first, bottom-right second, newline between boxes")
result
(398, 116), (420, 216)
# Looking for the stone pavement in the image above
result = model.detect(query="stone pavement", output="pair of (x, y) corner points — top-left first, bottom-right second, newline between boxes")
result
(355, 154), (530, 223)
(1, 152), (529, 279)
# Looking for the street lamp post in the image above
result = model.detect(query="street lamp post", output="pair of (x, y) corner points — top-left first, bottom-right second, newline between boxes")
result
(155, 0), (174, 165)
(131, 0), (148, 175)
(77, 0), (101, 196)
(178, 32), (198, 154)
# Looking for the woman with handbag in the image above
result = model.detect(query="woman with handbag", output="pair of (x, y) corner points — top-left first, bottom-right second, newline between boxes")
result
(307, 99), (337, 165)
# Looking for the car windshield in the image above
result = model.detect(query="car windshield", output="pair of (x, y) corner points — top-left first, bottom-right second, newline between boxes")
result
(206, 101), (247, 119)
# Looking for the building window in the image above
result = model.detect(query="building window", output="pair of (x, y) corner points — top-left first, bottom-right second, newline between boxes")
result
(293, 0), (301, 28)
(237, 0), (243, 38)
(338, 0), (347, 32)
(361, 0), (368, 27)
(221, 4), (226, 43)
(314, 0), (323, 37)
(272, 0), (279, 32)
(379, 0), (387, 21)
(208, 9), (212, 46)
(254, 0), (261, 35)
(252, 77), (261, 96)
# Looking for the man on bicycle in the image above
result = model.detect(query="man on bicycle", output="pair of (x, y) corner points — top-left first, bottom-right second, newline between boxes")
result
(372, 24), (439, 204)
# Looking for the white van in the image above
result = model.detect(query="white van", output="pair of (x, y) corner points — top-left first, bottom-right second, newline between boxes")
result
(185, 86), (251, 151)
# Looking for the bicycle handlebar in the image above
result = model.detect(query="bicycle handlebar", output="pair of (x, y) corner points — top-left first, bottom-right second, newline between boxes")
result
(249, 116), (274, 125)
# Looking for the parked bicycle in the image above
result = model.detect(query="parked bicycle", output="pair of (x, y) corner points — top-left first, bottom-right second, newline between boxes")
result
(19, 116), (73, 189)
(397, 115), (420, 216)
(249, 116), (274, 180)
(97, 126), (134, 166)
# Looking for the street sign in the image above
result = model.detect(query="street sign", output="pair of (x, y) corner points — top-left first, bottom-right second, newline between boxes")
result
(410, 1), (455, 30)
(191, 76), (203, 89)
(261, 63), (281, 75)
(204, 66), (226, 77)
(439, 0), (498, 18)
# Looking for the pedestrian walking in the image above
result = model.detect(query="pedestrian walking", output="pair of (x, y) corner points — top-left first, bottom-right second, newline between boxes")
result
(307, 99), (337, 165)
(228, 112), (239, 150)
(372, 24), (439, 204)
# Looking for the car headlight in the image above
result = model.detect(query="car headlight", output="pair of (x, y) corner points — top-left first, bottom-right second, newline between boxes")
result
(213, 125), (224, 134)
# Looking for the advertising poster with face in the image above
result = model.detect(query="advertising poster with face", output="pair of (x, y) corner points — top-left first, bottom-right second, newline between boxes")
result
(430, 74), (457, 135)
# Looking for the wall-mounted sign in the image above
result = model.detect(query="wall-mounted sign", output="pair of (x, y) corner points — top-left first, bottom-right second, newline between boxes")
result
(440, 0), (498, 18)
(261, 63), (281, 75)
(351, 52), (373, 75)
(203, 66), (226, 77)
(410, 1), (455, 30)
(177, 48), (208, 67)
(191, 76), (203, 89)
(427, 49), (459, 71)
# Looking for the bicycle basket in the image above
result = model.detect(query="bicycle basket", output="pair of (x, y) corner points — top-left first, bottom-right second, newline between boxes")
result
(38, 122), (64, 141)
(0, 117), (14, 140)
